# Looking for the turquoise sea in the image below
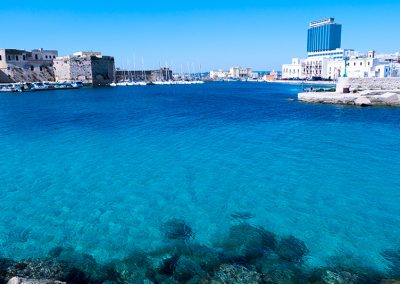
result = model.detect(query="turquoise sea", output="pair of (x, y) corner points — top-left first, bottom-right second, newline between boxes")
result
(0, 82), (399, 276)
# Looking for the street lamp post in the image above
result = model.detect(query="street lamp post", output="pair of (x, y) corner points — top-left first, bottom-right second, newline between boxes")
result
(343, 56), (349, 78)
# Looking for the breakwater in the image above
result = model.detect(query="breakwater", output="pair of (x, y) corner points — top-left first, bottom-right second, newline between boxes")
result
(298, 78), (400, 106)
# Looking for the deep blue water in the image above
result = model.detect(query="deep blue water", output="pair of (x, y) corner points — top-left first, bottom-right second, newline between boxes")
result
(0, 82), (399, 271)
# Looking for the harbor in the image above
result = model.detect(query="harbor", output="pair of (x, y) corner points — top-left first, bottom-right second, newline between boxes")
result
(0, 81), (83, 92)
(1, 82), (400, 283)
(2, 1), (400, 283)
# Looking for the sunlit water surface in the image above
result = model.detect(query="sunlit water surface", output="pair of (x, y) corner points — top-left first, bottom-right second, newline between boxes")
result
(0, 82), (399, 271)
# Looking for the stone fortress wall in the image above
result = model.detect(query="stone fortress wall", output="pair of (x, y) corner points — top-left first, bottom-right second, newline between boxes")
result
(0, 48), (57, 83)
(1, 49), (115, 85)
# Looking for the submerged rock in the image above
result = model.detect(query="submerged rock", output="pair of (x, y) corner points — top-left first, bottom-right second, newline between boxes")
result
(7, 277), (65, 284)
(255, 253), (307, 284)
(219, 223), (276, 262)
(382, 249), (400, 279)
(213, 264), (262, 284)
(161, 219), (194, 242)
(3, 259), (66, 282)
(114, 250), (149, 282)
(321, 270), (360, 284)
(181, 244), (222, 273)
(47, 247), (121, 283)
(174, 256), (206, 282)
(275, 236), (309, 263)
(381, 280), (400, 284)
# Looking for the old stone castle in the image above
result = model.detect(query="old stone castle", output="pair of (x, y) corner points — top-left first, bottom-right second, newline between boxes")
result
(0, 48), (115, 85)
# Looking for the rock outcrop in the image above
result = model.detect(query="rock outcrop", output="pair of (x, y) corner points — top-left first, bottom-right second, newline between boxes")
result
(7, 277), (65, 284)
(354, 97), (372, 106)
(298, 78), (400, 106)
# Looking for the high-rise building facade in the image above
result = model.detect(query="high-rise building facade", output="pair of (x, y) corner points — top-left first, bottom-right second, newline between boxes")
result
(307, 18), (342, 53)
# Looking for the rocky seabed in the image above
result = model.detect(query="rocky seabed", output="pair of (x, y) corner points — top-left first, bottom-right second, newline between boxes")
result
(1, 219), (400, 284)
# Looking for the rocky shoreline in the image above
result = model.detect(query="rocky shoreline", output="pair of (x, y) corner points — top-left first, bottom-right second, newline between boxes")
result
(298, 78), (400, 106)
(298, 90), (400, 106)
(1, 219), (400, 284)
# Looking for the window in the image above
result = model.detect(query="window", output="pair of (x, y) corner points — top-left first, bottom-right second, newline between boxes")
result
(45, 55), (48, 59)
(16, 56), (19, 61)
(40, 66), (43, 71)
(368, 62), (370, 66)
(23, 55), (26, 60)
(360, 62), (362, 66)
(31, 66), (34, 71)
(0, 55), (2, 61)
(35, 54), (38, 60)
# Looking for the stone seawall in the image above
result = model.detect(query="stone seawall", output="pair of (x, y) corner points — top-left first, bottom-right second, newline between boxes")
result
(336, 77), (400, 93)
(298, 77), (400, 106)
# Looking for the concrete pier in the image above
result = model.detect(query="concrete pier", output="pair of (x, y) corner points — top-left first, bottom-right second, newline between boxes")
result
(298, 78), (400, 106)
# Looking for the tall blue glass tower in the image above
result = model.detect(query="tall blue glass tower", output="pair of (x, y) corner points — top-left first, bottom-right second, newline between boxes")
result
(307, 18), (342, 53)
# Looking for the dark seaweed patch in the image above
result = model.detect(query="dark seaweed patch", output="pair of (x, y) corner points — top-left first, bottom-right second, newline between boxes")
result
(219, 223), (277, 263)
(161, 218), (194, 242)
(275, 235), (309, 263)
(1, 221), (399, 283)
(382, 249), (400, 279)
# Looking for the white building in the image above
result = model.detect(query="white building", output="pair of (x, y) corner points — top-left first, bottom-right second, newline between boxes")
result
(210, 69), (230, 79)
(282, 49), (397, 80)
(229, 67), (254, 78)
(282, 58), (303, 79)
(210, 66), (257, 80)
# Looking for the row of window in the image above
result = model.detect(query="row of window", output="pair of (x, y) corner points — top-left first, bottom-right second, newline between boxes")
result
(284, 69), (300, 73)
(0, 54), (56, 61)
(308, 52), (343, 57)
(0, 55), (27, 61)
(350, 61), (371, 66)
(5, 66), (44, 71)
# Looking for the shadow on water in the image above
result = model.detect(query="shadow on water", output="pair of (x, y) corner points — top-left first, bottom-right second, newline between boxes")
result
(1, 218), (400, 283)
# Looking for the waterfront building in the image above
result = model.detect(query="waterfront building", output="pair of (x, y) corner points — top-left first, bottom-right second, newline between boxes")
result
(282, 18), (399, 80)
(303, 49), (354, 80)
(210, 67), (257, 80)
(282, 58), (303, 79)
(307, 18), (342, 53)
(210, 70), (230, 80)
(229, 67), (254, 79)
(53, 52), (115, 85)
(283, 52), (394, 80)
(0, 48), (58, 83)
(376, 51), (400, 63)
(263, 71), (279, 81)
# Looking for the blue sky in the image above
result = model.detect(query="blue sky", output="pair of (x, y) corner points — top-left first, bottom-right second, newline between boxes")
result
(1, 0), (398, 71)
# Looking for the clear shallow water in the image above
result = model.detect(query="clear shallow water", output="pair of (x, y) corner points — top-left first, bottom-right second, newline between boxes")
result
(0, 82), (399, 271)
